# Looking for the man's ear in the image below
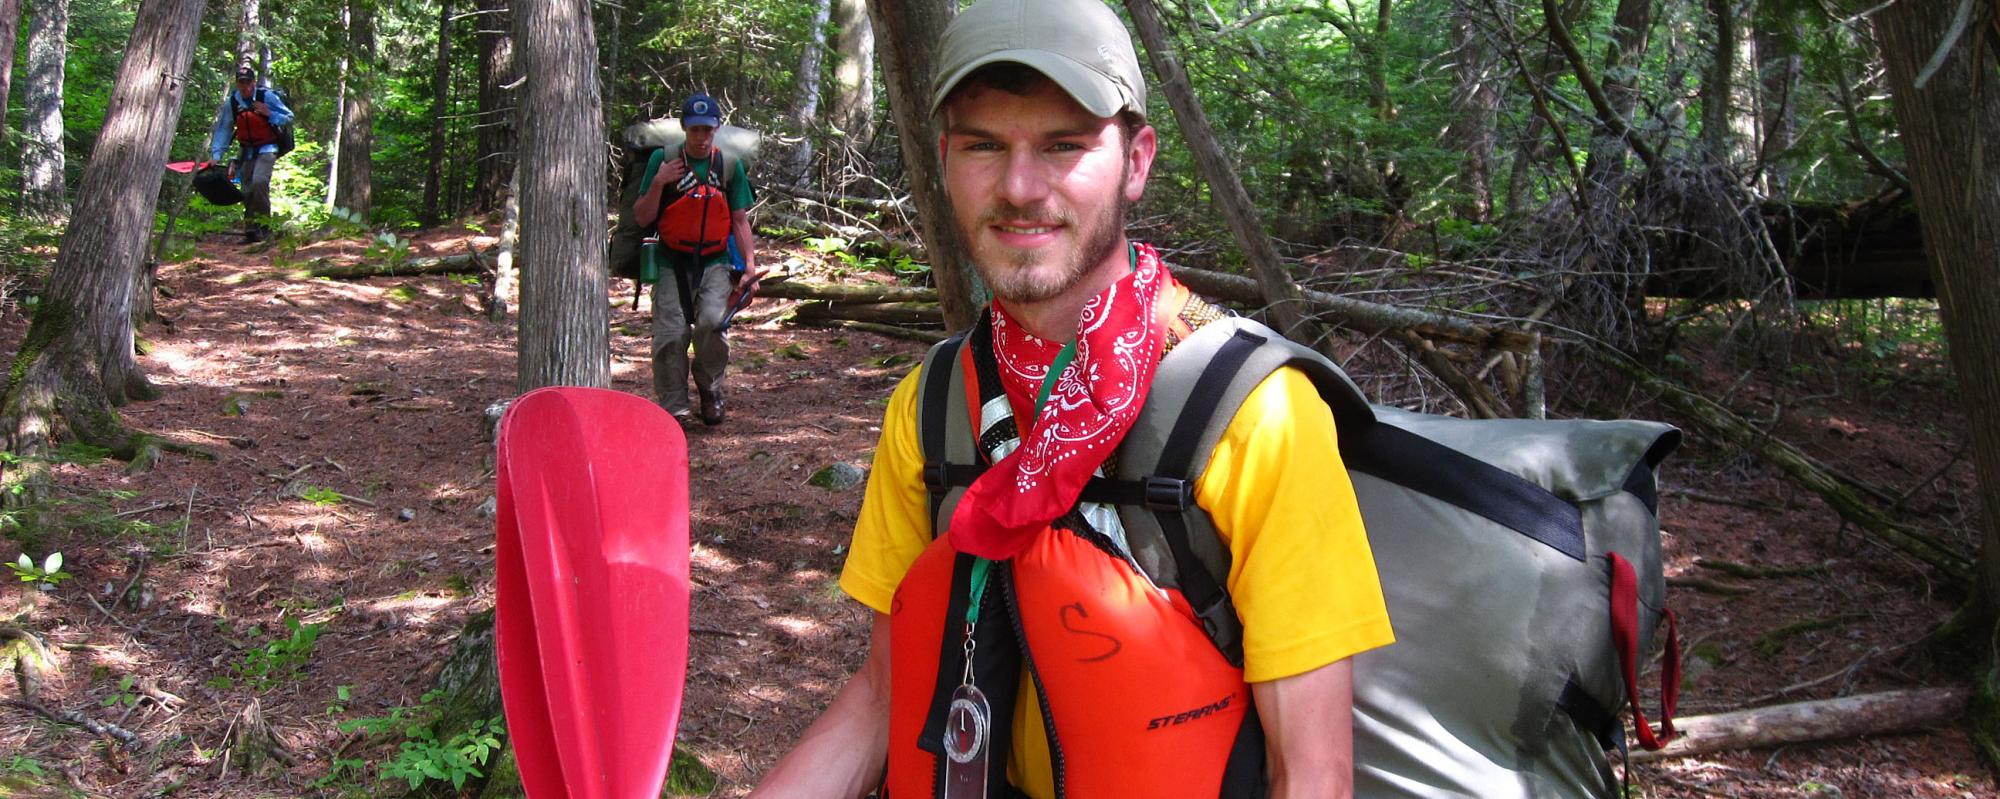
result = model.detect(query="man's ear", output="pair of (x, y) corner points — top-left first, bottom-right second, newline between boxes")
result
(1124, 125), (1158, 203)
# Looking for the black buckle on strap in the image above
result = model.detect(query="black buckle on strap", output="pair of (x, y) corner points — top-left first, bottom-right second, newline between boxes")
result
(1143, 476), (1194, 512)
(923, 462), (949, 491)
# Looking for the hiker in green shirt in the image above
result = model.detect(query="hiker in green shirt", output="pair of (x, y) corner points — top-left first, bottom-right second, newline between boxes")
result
(633, 92), (759, 426)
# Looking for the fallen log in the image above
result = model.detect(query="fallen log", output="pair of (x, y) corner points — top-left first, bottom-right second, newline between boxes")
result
(1171, 267), (1540, 353)
(757, 274), (1538, 353)
(1593, 347), (1975, 585)
(755, 279), (939, 304)
(796, 318), (948, 345)
(791, 300), (943, 327)
(764, 183), (912, 213)
(1629, 686), (1967, 763)
(298, 251), (487, 280)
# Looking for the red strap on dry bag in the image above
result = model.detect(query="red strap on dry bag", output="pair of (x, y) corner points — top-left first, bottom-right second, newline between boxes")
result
(1609, 551), (1679, 750)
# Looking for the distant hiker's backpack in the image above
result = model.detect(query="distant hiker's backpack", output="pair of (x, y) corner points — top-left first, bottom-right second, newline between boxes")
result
(230, 87), (296, 158)
(611, 119), (761, 281)
(192, 162), (243, 206)
(918, 313), (1683, 798)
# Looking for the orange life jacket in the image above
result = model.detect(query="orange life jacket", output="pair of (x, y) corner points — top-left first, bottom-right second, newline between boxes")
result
(232, 91), (278, 147)
(884, 319), (1266, 798)
(656, 149), (734, 256)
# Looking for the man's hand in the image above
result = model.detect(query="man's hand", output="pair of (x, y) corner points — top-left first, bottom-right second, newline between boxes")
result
(654, 157), (690, 189)
(253, 100), (271, 116)
(227, 162), (238, 180)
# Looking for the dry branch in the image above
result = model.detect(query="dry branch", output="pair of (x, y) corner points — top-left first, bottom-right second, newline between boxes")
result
(1593, 347), (1976, 585)
(1628, 687), (1967, 763)
(755, 280), (939, 304)
(797, 319), (949, 345)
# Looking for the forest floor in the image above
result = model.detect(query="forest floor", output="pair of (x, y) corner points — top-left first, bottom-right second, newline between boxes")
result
(0, 223), (1991, 798)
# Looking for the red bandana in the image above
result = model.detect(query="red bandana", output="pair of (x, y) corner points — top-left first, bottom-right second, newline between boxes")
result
(948, 243), (1171, 559)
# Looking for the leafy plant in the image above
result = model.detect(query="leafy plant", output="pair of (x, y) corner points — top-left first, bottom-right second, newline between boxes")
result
(298, 485), (344, 506)
(335, 691), (505, 792)
(8, 552), (70, 589)
(231, 617), (327, 690)
(101, 674), (141, 709)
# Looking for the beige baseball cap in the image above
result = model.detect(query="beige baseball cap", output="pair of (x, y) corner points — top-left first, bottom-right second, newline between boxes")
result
(929, 0), (1147, 121)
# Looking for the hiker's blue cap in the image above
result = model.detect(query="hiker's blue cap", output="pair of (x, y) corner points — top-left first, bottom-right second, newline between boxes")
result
(681, 93), (722, 129)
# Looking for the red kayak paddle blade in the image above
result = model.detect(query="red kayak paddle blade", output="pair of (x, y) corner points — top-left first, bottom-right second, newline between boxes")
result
(164, 161), (200, 173)
(495, 387), (691, 799)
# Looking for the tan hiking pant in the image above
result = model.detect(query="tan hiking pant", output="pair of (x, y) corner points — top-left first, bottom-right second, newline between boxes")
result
(651, 261), (734, 414)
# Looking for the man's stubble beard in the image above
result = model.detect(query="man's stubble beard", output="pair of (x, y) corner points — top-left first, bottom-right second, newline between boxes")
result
(965, 165), (1133, 306)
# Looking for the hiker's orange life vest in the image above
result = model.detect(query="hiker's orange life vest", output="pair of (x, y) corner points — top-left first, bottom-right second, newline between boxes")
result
(656, 152), (733, 256)
(886, 526), (1259, 797)
(233, 93), (278, 147)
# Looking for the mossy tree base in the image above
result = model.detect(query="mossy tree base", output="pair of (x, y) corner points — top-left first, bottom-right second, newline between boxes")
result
(1925, 601), (2000, 769)
(0, 300), (206, 504)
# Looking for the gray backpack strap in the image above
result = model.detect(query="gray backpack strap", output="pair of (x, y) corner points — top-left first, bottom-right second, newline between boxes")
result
(915, 327), (980, 537)
(1114, 318), (1374, 666)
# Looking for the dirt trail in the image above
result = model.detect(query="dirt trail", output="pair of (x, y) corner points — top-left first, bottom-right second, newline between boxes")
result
(0, 228), (1988, 797)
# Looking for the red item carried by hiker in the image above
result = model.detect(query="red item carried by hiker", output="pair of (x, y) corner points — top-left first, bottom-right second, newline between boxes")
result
(495, 387), (691, 799)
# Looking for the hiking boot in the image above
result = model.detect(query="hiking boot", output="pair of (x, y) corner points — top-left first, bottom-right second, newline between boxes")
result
(699, 388), (725, 426)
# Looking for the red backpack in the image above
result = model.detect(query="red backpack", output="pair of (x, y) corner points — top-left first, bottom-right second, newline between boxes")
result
(654, 148), (735, 257)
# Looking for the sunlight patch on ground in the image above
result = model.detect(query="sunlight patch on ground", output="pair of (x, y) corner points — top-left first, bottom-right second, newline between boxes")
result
(763, 615), (827, 639)
(691, 543), (743, 576)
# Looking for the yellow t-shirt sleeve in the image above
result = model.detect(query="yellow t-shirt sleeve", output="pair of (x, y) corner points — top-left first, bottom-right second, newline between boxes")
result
(838, 368), (932, 614)
(1197, 366), (1396, 683)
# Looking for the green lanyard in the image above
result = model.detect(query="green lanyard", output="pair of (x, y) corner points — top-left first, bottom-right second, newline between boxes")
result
(965, 336), (1078, 623)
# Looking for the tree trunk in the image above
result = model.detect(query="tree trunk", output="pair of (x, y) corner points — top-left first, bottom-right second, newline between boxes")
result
(421, 0), (453, 227)
(1753, 13), (1802, 194)
(1444, 0), (1499, 221)
(475, 0), (517, 215)
(1873, 0), (2000, 766)
(0, 0), (205, 472)
(0, 0), (24, 155)
(493, 167), (518, 322)
(513, 0), (606, 391)
(19, 0), (67, 218)
(235, 0), (258, 69)
(1580, 0), (1653, 189)
(1124, 0), (1325, 350)
(864, 0), (978, 332)
(829, 0), (875, 149)
(1699, 0), (1752, 167)
(784, 0), (831, 184)
(333, 0), (375, 221)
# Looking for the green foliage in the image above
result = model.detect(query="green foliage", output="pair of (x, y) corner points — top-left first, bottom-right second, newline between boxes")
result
(7, 551), (70, 589)
(326, 690), (503, 793)
(217, 617), (327, 691)
(298, 485), (344, 506)
(100, 674), (141, 709)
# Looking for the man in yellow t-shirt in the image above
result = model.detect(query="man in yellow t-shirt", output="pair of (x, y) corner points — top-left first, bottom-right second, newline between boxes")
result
(753, 0), (1391, 795)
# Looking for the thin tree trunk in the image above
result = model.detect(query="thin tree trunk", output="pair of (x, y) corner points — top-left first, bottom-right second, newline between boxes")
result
(492, 167), (517, 321)
(333, 0), (375, 220)
(1125, 0), (1324, 349)
(864, 0), (978, 331)
(1874, 4), (2000, 764)
(326, 3), (347, 208)
(829, 0), (875, 148)
(475, 0), (517, 215)
(785, 0), (831, 183)
(513, 0), (606, 390)
(235, 0), (258, 69)
(0, 0), (24, 155)
(1580, 0), (1653, 189)
(1445, 0), (1499, 221)
(1754, 14), (1802, 194)
(1699, 0), (1741, 165)
(421, 0), (452, 226)
(19, 0), (67, 218)
(1, 0), (206, 471)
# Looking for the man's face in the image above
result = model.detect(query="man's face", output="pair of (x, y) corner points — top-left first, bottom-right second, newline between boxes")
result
(940, 79), (1155, 306)
(685, 124), (717, 158)
(236, 79), (254, 98)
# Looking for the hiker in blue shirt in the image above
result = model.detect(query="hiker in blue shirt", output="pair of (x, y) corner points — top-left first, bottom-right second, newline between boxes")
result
(208, 65), (294, 244)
